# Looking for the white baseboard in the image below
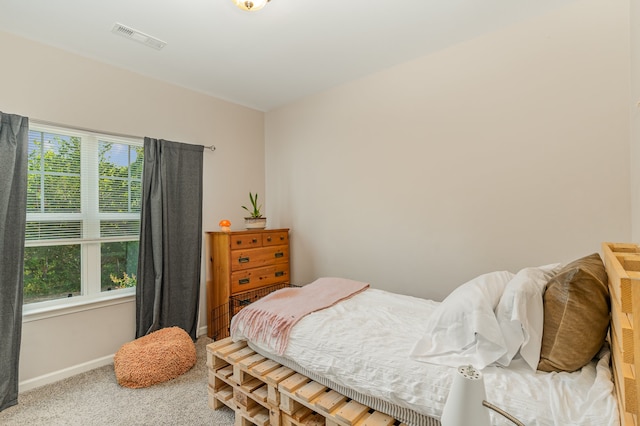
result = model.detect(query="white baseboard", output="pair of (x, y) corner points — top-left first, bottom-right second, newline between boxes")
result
(197, 324), (209, 338)
(19, 326), (210, 393)
(19, 354), (115, 393)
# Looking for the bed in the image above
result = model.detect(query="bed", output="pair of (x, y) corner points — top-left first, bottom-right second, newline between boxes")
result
(207, 242), (640, 426)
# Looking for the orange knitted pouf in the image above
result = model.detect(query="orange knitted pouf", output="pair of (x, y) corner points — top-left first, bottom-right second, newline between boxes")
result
(114, 326), (196, 389)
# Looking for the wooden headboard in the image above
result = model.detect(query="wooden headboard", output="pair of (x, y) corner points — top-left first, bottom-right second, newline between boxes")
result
(603, 242), (640, 426)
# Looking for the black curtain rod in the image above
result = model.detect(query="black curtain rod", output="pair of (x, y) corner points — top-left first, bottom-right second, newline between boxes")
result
(30, 118), (216, 152)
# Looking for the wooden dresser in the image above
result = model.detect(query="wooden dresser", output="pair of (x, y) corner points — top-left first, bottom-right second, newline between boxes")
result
(206, 228), (290, 339)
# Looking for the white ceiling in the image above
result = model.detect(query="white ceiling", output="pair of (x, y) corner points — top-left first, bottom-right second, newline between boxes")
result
(0, 0), (579, 111)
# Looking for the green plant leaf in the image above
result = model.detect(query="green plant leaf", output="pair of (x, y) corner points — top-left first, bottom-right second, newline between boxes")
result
(242, 192), (263, 218)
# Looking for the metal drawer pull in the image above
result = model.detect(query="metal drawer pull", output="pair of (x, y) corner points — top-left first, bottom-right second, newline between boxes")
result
(238, 257), (250, 263)
(275, 271), (284, 277)
(274, 252), (284, 258)
(239, 278), (250, 285)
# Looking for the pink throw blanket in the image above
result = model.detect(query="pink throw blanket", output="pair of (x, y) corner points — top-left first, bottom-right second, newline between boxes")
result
(230, 277), (369, 355)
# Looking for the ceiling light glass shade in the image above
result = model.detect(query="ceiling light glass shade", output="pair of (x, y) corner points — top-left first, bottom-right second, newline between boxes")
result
(233, 0), (270, 11)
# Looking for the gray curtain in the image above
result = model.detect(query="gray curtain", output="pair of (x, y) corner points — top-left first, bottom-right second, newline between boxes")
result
(0, 112), (28, 412)
(136, 138), (204, 340)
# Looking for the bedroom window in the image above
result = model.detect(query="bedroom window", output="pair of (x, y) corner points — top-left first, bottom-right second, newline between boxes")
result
(23, 124), (143, 308)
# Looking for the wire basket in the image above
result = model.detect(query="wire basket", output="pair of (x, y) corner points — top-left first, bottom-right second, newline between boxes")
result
(209, 302), (231, 341)
(210, 282), (298, 340)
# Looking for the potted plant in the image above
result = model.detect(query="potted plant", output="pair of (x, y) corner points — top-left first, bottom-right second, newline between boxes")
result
(242, 192), (267, 229)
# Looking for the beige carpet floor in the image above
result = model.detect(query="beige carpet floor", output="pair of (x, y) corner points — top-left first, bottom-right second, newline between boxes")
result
(0, 335), (235, 425)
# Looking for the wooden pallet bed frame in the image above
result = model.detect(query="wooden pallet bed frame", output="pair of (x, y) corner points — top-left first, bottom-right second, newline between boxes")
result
(206, 242), (640, 426)
(603, 242), (640, 426)
(206, 338), (406, 426)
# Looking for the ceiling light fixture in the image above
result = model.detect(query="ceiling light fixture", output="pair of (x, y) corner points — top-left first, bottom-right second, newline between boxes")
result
(233, 0), (270, 12)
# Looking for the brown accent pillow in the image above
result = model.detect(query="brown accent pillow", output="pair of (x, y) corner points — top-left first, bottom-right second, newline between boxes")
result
(537, 253), (609, 372)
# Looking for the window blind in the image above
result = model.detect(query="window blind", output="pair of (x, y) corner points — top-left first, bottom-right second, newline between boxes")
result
(25, 127), (143, 243)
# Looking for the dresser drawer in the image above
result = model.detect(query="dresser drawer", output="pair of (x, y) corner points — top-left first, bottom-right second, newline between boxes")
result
(230, 264), (290, 294)
(231, 233), (262, 248)
(262, 231), (289, 246)
(231, 245), (289, 271)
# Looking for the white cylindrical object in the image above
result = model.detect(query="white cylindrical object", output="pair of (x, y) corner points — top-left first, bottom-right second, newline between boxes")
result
(440, 366), (491, 426)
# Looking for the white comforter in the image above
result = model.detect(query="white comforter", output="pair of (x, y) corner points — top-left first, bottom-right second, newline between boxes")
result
(232, 288), (619, 426)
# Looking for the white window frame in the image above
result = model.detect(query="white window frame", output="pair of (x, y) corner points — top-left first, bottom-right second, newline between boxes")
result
(23, 123), (143, 319)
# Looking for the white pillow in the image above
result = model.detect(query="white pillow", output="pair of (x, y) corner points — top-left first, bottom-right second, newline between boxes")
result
(495, 263), (562, 370)
(410, 270), (515, 369)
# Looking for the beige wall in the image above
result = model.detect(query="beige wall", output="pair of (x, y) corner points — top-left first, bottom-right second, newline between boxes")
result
(266, 0), (631, 301)
(0, 30), (265, 388)
(632, 0), (640, 242)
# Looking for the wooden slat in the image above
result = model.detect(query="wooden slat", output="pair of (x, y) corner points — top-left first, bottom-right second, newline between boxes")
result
(216, 365), (234, 380)
(207, 338), (234, 368)
(335, 400), (369, 425)
(610, 243), (640, 253)
(229, 346), (255, 363)
(607, 250), (633, 313)
(239, 353), (267, 370)
(296, 381), (328, 402)
(625, 256), (640, 272)
(282, 413), (325, 426)
(208, 336), (235, 351)
(280, 373), (311, 393)
(314, 390), (348, 413)
(241, 377), (265, 393)
(217, 384), (234, 402)
(291, 406), (313, 422)
(611, 294), (635, 364)
(265, 366), (295, 386)
(215, 340), (248, 358)
(250, 407), (271, 426)
(252, 384), (269, 402)
(303, 413), (326, 426)
(612, 349), (629, 415)
(251, 359), (281, 377)
(359, 411), (395, 426)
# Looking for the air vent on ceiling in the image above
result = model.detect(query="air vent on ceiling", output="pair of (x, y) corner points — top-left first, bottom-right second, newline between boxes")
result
(111, 23), (167, 50)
